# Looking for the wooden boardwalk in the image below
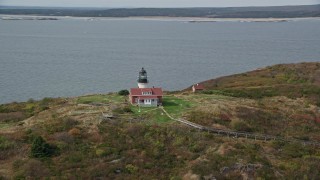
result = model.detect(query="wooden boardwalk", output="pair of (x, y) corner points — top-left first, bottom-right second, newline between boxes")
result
(160, 107), (320, 147)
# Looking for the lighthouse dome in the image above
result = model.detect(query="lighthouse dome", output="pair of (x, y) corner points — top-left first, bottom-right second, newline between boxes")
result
(137, 67), (148, 88)
(138, 67), (148, 84)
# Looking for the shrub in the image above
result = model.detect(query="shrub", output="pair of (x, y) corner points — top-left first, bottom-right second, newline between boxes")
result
(40, 97), (54, 104)
(95, 149), (105, 157)
(187, 111), (214, 126)
(31, 136), (59, 158)
(118, 90), (129, 96)
(112, 106), (133, 114)
(231, 120), (253, 132)
(27, 98), (35, 103)
(125, 164), (138, 174)
(66, 152), (84, 163)
(14, 159), (50, 178)
(63, 118), (79, 130)
(0, 136), (15, 150)
(191, 154), (226, 177)
(0, 111), (26, 123)
(94, 146), (116, 157)
(256, 166), (276, 179)
(123, 106), (132, 113)
(202, 90), (214, 95)
(282, 143), (311, 158)
(271, 140), (285, 149)
(0, 105), (11, 113)
(68, 128), (81, 137)
(45, 117), (78, 133)
(38, 97), (54, 111)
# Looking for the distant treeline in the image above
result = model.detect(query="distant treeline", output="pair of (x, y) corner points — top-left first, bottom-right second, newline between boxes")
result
(0, 4), (320, 18)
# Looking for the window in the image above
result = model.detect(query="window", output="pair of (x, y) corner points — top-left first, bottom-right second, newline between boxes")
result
(142, 91), (152, 95)
(145, 99), (151, 103)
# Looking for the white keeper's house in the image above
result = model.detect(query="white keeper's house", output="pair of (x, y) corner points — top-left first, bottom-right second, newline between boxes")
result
(129, 68), (163, 106)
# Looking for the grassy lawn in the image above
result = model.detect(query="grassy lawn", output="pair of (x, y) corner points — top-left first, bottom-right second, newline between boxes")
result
(129, 95), (194, 123)
(130, 105), (172, 123)
(77, 94), (126, 104)
(130, 105), (157, 114)
(77, 94), (194, 123)
(78, 94), (200, 123)
(153, 109), (172, 123)
(146, 108), (172, 123)
(162, 95), (193, 119)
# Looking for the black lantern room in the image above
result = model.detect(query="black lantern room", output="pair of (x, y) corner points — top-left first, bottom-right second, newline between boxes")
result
(138, 67), (148, 83)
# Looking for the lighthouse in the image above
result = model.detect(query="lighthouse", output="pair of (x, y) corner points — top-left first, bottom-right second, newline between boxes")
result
(137, 67), (148, 88)
(130, 67), (163, 106)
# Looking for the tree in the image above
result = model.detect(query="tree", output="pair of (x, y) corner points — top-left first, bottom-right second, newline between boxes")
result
(118, 89), (129, 96)
(31, 136), (58, 158)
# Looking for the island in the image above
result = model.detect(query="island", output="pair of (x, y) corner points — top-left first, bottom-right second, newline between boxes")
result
(0, 62), (320, 179)
(0, 4), (319, 18)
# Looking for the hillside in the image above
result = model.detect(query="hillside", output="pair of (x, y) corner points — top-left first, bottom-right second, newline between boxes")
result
(1, 62), (320, 179)
(192, 62), (320, 105)
(0, 4), (320, 18)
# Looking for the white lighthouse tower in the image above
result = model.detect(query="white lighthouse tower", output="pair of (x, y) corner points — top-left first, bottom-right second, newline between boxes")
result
(137, 67), (148, 88)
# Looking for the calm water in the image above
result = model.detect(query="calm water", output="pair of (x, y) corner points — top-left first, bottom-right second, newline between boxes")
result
(1, 18), (320, 104)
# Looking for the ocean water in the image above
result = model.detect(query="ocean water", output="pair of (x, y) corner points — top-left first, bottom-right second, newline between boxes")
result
(0, 18), (320, 103)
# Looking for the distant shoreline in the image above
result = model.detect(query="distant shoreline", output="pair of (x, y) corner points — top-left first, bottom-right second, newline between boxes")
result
(1, 4), (319, 19)
(1, 14), (320, 22)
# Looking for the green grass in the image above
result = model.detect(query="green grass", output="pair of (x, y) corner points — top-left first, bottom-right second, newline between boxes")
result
(77, 94), (125, 104)
(153, 109), (172, 123)
(130, 105), (171, 123)
(128, 96), (193, 123)
(148, 108), (172, 123)
(162, 96), (193, 118)
(77, 94), (183, 123)
(130, 105), (156, 114)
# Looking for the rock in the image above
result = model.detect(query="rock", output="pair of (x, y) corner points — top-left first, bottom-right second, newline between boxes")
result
(204, 174), (217, 180)
(220, 166), (230, 174)
(114, 168), (121, 174)
(183, 171), (200, 180)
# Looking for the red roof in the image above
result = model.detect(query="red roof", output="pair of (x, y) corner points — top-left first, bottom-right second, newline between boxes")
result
(134, 96), (160, 100)
(193, 84), (204, 90)
(141, 88), (153, 92)
(130, 87), (163, 96)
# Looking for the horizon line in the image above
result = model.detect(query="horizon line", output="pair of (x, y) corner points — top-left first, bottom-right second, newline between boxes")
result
(1, 3), (319, 9)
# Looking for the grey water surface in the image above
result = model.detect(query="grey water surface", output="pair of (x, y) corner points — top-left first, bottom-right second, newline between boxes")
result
(0, 18), (320, 103)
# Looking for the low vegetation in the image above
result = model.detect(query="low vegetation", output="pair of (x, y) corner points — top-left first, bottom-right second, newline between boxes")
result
(30, 136), (59, 158)
(0, 62), (320, 179)
(118, 89), (130, 96)
(195, 62), (320, 105)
